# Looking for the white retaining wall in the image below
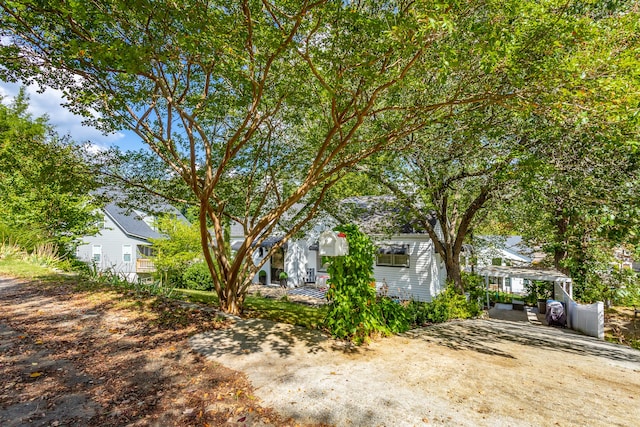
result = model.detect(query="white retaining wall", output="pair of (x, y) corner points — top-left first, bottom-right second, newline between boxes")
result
(555, 283), (604, 340)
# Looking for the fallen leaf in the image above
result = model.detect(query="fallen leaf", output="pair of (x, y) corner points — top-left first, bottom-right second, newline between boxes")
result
(35, 339), (44, 345)
(237, 416), (246, 422)
(30, 372), (43, 378)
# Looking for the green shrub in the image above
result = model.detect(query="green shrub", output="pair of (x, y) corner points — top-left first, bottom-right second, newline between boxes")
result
(490, 291), (516, 304)
(423, 285), (479, 323)
(461, 272), (485, 312)
(377, 297), (411, 333)
(524, 280), (554, 305)
(405, 300), (430, 326)
(182, 261), (213, 291)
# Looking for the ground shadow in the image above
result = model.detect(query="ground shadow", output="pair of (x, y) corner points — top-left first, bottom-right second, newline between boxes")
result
(406, 318), (640, 364)
(190, 317), (330, 360)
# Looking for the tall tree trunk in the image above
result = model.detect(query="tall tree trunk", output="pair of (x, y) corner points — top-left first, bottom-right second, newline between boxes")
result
(445, 255), (464, 293)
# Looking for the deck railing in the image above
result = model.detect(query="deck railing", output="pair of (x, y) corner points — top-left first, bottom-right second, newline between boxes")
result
(136, 258), (155, 273)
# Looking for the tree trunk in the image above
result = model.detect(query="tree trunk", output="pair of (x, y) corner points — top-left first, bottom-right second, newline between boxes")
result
(445, 254), (464, 293)
(223, 290), (244, 316)
(199, 204), (250, 316)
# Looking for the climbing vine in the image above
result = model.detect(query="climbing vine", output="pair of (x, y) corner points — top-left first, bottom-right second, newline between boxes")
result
(323, 224), (389, 344)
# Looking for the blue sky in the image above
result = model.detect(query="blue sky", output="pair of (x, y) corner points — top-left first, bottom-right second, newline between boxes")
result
(0, 81), (146, 152)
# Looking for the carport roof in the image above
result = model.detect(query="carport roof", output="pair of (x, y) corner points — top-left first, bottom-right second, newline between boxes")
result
(476, 265), (572, 283)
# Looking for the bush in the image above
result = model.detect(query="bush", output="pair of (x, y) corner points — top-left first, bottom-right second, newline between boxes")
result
(182, 262), (213, 291)
(462, 272), (485, 312)
(377, 297), (411, 333)
(524, 280), (554, 305)
(422, 285), (479, 324)
(405, 300), (430, 326)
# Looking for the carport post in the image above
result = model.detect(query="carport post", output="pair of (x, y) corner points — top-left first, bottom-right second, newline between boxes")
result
(485, 274), (490, 310)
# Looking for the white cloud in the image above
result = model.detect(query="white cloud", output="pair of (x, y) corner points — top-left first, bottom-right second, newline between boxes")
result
(0, 81), (128, 149)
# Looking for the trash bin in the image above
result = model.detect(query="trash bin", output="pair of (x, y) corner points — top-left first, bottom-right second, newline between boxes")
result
(537, 298), (547, 314)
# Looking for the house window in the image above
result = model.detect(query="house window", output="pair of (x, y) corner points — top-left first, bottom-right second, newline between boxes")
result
(376, 245), (410, 267)
(92, 245), (102, 262)
(122, 245), (132, 263)
(137, 245), (155, 258)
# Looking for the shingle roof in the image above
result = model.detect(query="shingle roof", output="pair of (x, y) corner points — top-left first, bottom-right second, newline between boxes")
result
(335, 196), (436, 235)
(104, 202), (188, 241)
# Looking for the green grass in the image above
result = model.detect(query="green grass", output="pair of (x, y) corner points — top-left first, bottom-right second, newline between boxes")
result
(176, 288), (327, 329)
(0, 257), (60, 279)
(1, 255), (327, 330)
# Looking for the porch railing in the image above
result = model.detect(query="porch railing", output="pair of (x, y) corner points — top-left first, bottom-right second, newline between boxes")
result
(136, 258), (155, 273)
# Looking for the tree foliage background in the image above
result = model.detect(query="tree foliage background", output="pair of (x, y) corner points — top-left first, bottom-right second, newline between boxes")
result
(0, 90), (100, 255)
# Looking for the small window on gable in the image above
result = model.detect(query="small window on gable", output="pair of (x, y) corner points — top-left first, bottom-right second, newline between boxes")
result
(122, 245), (132, 263)
(376, 245), (410, 267)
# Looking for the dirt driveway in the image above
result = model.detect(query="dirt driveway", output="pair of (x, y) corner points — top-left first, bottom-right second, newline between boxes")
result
(3, 275), (639, 426)
(191, 315), (640, 426)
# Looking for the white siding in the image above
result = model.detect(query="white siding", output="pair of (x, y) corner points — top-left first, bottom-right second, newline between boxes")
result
(76, 212), (150, 280)
(372, 235), (447, 302)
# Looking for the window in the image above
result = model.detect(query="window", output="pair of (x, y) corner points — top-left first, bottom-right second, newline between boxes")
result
(137, 245), (155, 258)
(92, 245), (102, 262)
(122, 245), (132, 263)
(376, 245), (410, 267)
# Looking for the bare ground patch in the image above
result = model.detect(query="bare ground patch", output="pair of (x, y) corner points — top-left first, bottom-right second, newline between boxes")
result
(0, 276), (322, 427)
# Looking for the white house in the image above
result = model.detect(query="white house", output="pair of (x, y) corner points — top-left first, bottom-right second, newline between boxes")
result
(232, 198), (448, 302)
(466, 235), (533, 294)
(76, 202), (187, 281)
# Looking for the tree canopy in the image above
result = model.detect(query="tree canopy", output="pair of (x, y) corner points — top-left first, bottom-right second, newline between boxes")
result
(2, 0), (638, 311)
(0, 90), (101, 254)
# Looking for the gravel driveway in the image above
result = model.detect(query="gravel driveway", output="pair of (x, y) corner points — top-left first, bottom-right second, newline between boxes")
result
(190, 316), (640, 426)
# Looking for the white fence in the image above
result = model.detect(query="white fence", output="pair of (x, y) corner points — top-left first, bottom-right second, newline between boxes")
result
(554, 283), (604, 339)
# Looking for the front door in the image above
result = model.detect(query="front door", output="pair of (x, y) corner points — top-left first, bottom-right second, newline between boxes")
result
(270, 248), (284, 284)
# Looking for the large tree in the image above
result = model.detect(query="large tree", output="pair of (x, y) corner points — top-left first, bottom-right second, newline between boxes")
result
(359, 108), (535, 292)
(357, 1), (640, 293)
(1, 0), (625, 312)
(497, 4), (640, 299)
(0, 90), (100, 254)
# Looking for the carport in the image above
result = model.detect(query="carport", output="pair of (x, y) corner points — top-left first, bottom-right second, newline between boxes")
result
(476, 265), (572, 310)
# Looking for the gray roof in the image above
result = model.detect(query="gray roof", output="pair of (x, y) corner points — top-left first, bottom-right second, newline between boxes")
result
(334, 196), (436, 235)
(475, 235), (533, 263)
(104, 202), (188, 241)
